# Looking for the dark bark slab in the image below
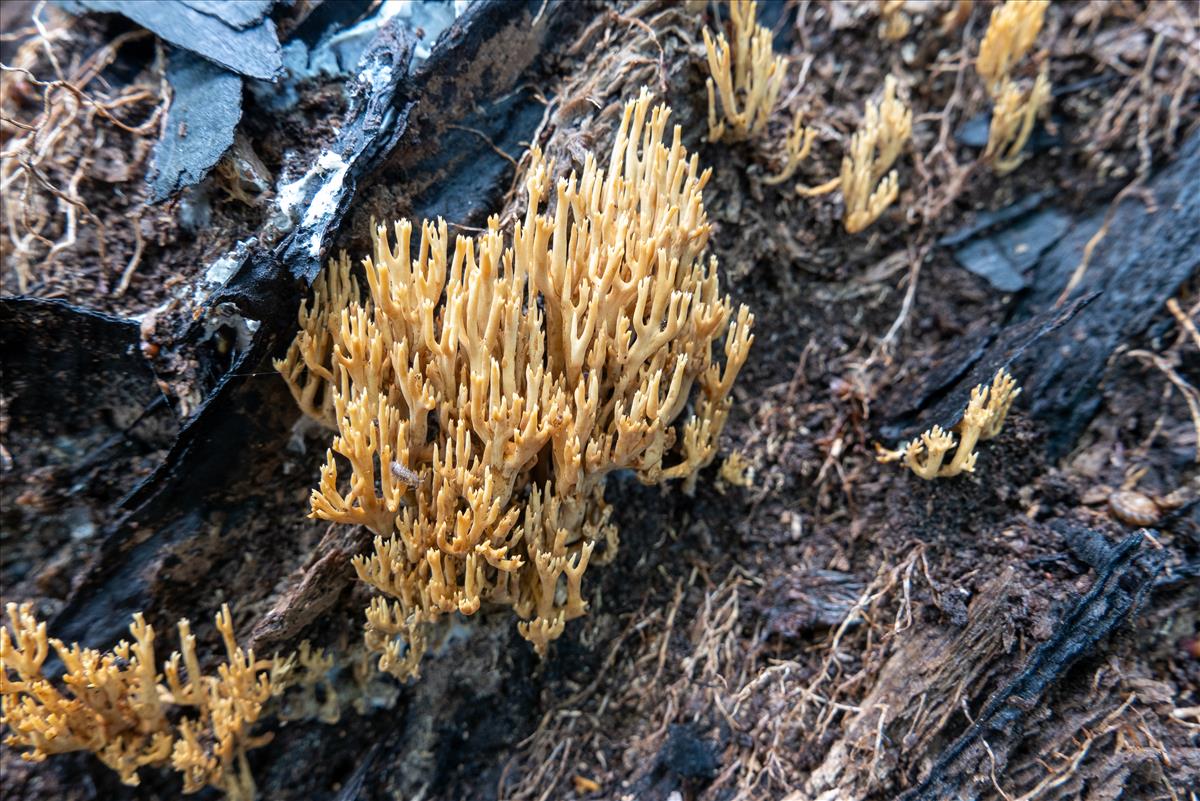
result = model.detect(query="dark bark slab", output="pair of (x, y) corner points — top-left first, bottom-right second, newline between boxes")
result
(946, 199), (1072, 292)
(59, 0), (284, 80)
(276, 15), (416, 284)
(1013, 131), (1200, 458)
(148, 49), (243, 202)
(179, 0), (274, 30)
(898, 531), (1164, 801)
(0, 298), (166, 432)
(0, 299), (178, 626)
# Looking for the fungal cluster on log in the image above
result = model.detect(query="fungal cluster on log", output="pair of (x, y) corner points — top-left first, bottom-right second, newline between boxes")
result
(0, 604), (271, 800)
(276, 88), (754, 676)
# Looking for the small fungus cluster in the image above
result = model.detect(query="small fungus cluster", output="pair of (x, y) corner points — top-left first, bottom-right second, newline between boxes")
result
(703, 0), (784, 144)
(977, 0), (1051, 174)
(876, 368), (1021, 480)
(878, 0), (910, 42)
(269, 640), (339, 724)
(703, 0), (815, 185)
(836, 76), (913, 234)
(703, 0), (910, 232)
(762, 108), (817, 186)
(278, 88), (754, 677)
(796, 75), (913, 234)
(0, 604), (272, 801)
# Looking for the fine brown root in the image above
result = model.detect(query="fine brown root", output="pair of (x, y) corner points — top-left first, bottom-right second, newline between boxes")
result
(0, 3), (167, 295)
(1126, 295), (1200, 463)
(497, 546), (936, 801)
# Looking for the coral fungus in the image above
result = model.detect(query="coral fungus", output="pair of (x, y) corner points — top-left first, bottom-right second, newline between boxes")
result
(878, 0), (910, 42)
(277, 88), (754, 676)
(828, 75), (912, 234)
(704, 0), (784, 143)
(977, 0), (1049, 97)
(977, 0), (1051, 174)
(876, 368), (1021, 479)
(703, 0), (814, 185)
(0, 604), (272, 800)
(986, 68), (1051, 175)
(762, 109), (817, 186)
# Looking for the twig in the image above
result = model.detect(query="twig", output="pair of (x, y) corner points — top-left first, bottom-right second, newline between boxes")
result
(445, 124), (519, 168)
(1167, 298), (1200, 350)
(876, 242), (929, 357)
(115, 212), (145, 297)
(1127, 349), (1200, 462)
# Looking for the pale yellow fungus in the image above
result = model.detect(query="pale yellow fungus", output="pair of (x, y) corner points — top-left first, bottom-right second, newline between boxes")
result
(977, 0), (1049, 98)
(975, 0), (1052, 175)
(1, 604), (271, 800)
(277, 88), (754, 675)
(876, 368), (1021, 480)
(763, 109), (817, 185)
(879, 0), (911, 42)
(836, 76), (912, 234)
(986, 68), (1051, 175)
(704, 0), (785, 143)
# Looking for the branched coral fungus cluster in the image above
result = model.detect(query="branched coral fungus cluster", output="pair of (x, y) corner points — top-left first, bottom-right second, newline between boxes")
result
(876, 368), (1021, 479)
(977, 0), (1051, 174)
(277, 88), (754, 677)
(703, 1), (912, 233)
(794, 75), (912, 234)
(0, 604), (272, 800)
(833, 76), (913, 234)
(703, 1), (815, 185)
(703, 0), (783, 144)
